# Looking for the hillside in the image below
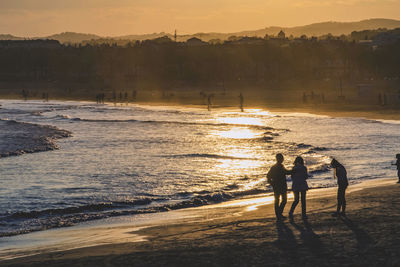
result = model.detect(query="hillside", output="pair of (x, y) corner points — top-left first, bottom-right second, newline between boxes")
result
(45, 32), (101, 43)
(0, 18), (400, 43)
(199, 18), (400, 41)
(0, 34), (24, 41)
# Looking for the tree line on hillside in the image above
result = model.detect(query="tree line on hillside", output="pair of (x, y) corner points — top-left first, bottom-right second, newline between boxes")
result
(0, 30), (399, 93)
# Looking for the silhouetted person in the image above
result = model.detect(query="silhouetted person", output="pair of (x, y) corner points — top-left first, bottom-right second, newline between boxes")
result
(207, 94), (213, 111)
(289, 156), (309, 220)
(393, 154), (400, 183)
(112, 91), (117, 105)
(331, 158), (348, 217)
(267, 153), (291, 221)
(239, 93), (244, 112)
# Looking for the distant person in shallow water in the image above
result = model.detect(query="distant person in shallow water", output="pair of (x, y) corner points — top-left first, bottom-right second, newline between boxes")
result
(289, 156), (309, 220)
(394, 154), (400, 183)
(267, 153), (291, 221)
(331, 158), (349, 217)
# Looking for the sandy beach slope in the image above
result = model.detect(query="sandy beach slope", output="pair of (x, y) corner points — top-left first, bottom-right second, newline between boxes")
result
(1, 179), (399, 266)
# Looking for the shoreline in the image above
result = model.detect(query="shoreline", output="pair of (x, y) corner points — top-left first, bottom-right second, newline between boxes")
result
(104, 100), (400, 122)
(2, 97), (400, 122)
(1, 178), (398, 266)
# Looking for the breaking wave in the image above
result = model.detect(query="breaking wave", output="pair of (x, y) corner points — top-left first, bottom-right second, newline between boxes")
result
(55, 115), (281, 131)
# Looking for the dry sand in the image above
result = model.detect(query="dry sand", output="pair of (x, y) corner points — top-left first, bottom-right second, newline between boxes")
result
(1, 179), (399, 266)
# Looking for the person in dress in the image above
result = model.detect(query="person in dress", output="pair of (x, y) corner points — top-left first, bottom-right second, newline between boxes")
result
(289, 156), (309, 220)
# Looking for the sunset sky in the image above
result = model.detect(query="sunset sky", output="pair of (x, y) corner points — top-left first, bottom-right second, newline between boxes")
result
(1, 0), (400, 37)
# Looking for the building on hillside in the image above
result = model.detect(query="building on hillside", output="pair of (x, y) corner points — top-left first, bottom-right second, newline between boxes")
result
(277, 30), (286, 39)
(186, 37), (207, 46)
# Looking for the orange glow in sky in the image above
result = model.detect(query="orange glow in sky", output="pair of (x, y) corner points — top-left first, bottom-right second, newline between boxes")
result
(0, 0), (399, 36)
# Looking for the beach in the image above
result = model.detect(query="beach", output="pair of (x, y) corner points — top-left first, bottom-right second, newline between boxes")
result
(1, 100), (400, 266)
(1, 3), (400, 265)
(1, 178), (399, 266)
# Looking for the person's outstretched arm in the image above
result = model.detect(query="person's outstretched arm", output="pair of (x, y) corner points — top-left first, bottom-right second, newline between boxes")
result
(284, 167), (293, 175)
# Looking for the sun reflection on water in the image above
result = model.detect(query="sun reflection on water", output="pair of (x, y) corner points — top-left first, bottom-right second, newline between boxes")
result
(212, 127), (262, 139)
(216, 116), (264, 126)
(207, 112), (271, 183)
(216, 158), (263, 173)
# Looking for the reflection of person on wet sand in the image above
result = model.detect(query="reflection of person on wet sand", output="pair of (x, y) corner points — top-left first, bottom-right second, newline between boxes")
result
(267, 153), (291, 221)
(331, 158), (349, 217)
(289, 156), (309, 220)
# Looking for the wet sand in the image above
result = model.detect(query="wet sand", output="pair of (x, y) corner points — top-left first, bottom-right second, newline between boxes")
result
(2, 93), (400, 122)
(117, 101), (400, 122)
(1, 178), (399, 266)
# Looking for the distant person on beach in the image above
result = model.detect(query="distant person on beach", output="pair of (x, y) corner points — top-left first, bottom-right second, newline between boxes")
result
(207, 94), (213, 111)
(393, 154), (400, 183)
(239, 93), (244, 112)
(289, 156), (309, 220)
(267, 153), (291, 221)
(331, 158), (349, 217)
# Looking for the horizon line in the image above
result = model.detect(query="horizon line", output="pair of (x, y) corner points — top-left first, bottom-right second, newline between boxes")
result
(1, 17), (399, 38)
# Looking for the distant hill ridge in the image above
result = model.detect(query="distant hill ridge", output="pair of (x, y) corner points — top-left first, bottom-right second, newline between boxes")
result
(1, 18), (400, 43)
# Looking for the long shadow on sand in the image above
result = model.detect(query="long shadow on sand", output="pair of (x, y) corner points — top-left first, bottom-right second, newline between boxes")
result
(290, 218), (325, 255)
(339, 216), (374, 252)
(274, 220), (298, 256)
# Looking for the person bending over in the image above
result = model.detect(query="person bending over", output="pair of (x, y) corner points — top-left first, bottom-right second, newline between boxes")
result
(331, 158), (349, 217)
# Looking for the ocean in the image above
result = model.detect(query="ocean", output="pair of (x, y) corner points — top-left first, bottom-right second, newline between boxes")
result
(0, 100), (399, 237)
